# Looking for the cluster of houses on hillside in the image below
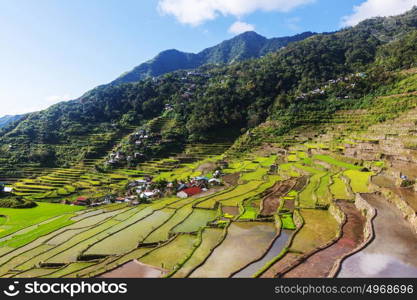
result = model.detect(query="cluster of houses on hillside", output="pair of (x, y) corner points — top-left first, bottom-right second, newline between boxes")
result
(179, 71), (212, 101)
(296, 72), (367, 101)
(72, 169), (224, 207)
(107, 128), (159, 166)
(180, 71), (211, 81)
(126, 172), (223, 202)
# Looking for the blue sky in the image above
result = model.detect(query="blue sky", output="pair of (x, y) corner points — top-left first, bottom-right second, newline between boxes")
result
(0, 0), (416, 117)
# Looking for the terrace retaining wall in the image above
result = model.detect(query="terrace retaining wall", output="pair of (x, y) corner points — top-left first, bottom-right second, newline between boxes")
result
(375, 185), (417, 234)
(328, 193), (376, 277)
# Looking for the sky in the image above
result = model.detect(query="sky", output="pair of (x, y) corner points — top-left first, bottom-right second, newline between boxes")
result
(0, 0), (416, 117)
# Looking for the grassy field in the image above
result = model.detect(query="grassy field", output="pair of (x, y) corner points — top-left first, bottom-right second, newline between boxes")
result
(330, 174), (353, 200)
(315, 173), (333, 206)
(83, 208), (174, 256)
(344, 170), (373, 193)
(0, 203), (83, 239)
(196, 181), (264, 209)
(312, 155), (362, 170)
(298, 173), (324, 208)
(144, 205), (194, 243)
(240, 168), (269, 181)
(239, 206), (258, 220)
(280, 213), (296, 230)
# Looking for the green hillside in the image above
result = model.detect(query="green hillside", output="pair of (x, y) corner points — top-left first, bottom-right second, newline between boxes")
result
(1, 8), (417, 278)
(111, 31), (315, 85)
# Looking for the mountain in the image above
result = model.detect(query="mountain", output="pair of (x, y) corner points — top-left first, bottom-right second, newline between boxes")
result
(111, 31), (316, 85)
(0, 115), (22, 129)
(1, 7), (417, 171)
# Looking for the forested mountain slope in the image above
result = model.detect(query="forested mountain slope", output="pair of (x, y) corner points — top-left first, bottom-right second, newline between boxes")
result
(111, 31), (315, 85)
(0, 8), (417, 171)
(0, 115), (23, 129)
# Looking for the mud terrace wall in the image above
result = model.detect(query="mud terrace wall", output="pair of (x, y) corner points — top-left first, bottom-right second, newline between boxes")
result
(328, 193), (376, 277)
(329, 203), (345, 225)
(292, 210), (303, 229)
(376, 186), (417, 234)
(369, 172), (417, 233)
(354, 194), (376, 242)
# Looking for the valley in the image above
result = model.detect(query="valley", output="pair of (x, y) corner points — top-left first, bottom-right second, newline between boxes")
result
(0, 8), (417, 279)
(1, 79), (417, 278)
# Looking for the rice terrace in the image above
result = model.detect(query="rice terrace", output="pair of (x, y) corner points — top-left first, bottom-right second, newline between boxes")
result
(1, 108), (417, 278)
(1, 2), (417, 282)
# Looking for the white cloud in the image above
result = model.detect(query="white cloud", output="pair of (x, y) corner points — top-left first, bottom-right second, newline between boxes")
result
(158, 0), (315, 26)
(342, 0), (417, 27)
(228, 21), (256, 34)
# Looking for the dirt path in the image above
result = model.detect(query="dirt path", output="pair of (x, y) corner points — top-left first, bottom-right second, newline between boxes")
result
(338, 193), (417, 277)
(282, 201), (366, 278)
(260, 179), (296, 216)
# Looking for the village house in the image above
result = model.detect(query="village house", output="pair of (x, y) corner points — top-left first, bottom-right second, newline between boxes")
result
(115, 197), (126, 203)
(3, 187), (13, 193)
(177, 187), (202, 198)
(140, 190), (160, 200)
(209, 178), (221, 185)
(74, 197), (90, 206)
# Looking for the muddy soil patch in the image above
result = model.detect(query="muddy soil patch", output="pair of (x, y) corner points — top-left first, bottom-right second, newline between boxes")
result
(373, 173), (417, 211)
(290, 210), (339, 254)
(222, 206), (240, 216)
(223, 173), (240, 186)
(292, 176), (309, 192)
(260, 180), (296, 216)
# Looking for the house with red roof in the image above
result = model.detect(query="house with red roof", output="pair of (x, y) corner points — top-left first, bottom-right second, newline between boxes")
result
(176, 187), (202, 199)
(74, 197), (90, 206)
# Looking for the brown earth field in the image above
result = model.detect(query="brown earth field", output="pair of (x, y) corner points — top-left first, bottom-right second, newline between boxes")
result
(292, 176), (309, 192)
(222, 172), (240, 186)
(260, 179), (296, 216)
(222, 206), (240, 216)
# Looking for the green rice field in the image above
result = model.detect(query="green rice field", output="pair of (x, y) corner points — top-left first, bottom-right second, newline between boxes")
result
(0, 143), (378, 278)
